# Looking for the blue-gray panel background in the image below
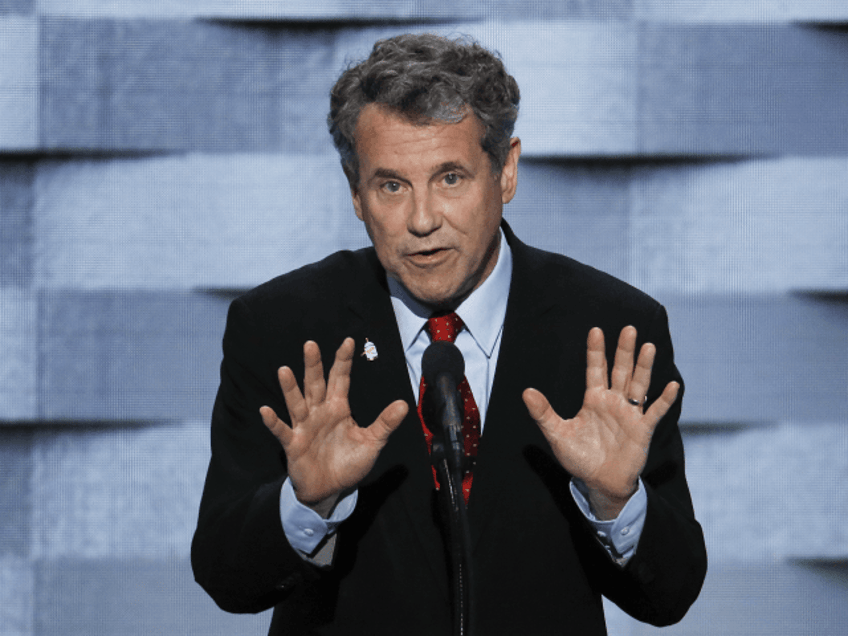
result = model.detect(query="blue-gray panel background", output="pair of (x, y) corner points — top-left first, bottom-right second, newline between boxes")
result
(1, 1), (846, 634)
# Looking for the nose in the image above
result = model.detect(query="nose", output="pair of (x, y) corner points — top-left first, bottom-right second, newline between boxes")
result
(407, 191), (441, 237)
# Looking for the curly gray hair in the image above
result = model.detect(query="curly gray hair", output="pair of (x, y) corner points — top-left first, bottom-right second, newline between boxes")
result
(328, 33), (520, 186)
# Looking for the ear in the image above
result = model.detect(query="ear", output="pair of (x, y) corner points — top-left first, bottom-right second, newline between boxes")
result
(499, 137), (521, 205)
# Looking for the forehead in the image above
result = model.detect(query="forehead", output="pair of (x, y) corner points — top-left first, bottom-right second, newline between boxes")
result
(353, 104), (486, 172)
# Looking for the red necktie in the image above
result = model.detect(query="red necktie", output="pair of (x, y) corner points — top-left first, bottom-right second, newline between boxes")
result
(416, 312), (481, 505)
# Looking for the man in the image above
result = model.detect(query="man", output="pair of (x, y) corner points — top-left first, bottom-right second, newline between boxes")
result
(192, 34), (706, 635)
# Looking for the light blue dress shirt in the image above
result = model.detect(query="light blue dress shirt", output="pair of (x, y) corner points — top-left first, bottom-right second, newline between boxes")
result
(280, 229), (646, 563)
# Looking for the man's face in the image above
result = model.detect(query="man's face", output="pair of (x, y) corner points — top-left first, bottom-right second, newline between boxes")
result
(351, 104), (520, 308)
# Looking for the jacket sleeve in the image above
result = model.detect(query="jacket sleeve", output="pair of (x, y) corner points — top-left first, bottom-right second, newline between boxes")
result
(191, 296), (321, 614)
(590, 303), (708, 626)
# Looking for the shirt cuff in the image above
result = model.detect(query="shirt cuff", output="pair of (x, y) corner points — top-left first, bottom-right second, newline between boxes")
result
(280, 477), (358, 554)
(570, 478), (647, 565)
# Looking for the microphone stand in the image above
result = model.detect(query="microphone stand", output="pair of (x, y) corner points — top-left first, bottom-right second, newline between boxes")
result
(431, 375), (475, 636)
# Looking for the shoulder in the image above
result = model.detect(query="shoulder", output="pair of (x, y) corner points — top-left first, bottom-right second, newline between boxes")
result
(510, 233), (662, 318)
(216, 247), (387, 377)
(509, 240), (676, 362)
(219, 247), (384, 351)
(547, 249), (656, 309)
(237, 247), (380, 313)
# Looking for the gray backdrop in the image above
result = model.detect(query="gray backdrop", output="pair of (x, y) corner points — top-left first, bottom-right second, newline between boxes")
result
(1, 1), (847, 634)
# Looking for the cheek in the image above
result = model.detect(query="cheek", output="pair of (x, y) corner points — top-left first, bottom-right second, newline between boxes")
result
(363, 200), (401, 233)
(461, 203), (498, 244)
(365, 219), (403, 260)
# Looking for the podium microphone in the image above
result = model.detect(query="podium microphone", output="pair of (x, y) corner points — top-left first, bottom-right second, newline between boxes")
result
(421, 340), (475, 636)
(421, 340), (465, 475)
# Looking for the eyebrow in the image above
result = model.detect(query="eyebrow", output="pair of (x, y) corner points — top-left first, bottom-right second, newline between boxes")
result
(373, 168), (406, 182)
(371, 162), (469, 183)
(432, 161), (467, 175)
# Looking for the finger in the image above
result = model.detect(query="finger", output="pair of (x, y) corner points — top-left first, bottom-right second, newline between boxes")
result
(302, 340), (326, 407)
(366, 399), (409, 444)
(260, 405), (293, 447)
(628, 342), (656, 404)
(586, 327), (608, 390)
(522, 388), (560, 431)
(610, 325), (637, 394)
(643, 381), (680, 429)
(278, 366), (309, 424)
(327, 337), (355, 399)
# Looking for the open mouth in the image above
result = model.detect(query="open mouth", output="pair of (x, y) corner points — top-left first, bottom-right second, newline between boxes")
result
(409, 247), (449, 265)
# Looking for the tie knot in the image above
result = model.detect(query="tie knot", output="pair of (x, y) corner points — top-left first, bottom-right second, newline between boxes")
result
(426, 312), (464, 343)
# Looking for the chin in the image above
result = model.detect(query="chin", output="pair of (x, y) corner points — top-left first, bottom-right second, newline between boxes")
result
(411, 291), (451, 308)
(411, 285), (468, 310)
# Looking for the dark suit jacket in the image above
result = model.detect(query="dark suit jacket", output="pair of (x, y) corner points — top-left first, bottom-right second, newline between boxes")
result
(192, 223), (707, 635)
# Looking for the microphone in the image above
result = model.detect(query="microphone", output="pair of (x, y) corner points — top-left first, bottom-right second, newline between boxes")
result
(423, 341), (475, 636)
(422, 341), (466, 475)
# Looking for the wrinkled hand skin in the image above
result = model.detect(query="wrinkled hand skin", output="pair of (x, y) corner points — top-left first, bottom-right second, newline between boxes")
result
(260, 337), (409, 518)
(523, 326), (679, 520)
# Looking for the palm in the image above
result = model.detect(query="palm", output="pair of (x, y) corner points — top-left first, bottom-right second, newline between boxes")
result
(260, 338), (408, 507)
(523, 326), (679, 504)
(551, 384), (655, 497)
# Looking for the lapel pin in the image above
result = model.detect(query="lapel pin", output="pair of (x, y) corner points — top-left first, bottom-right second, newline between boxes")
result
(361, 338), (378, 361)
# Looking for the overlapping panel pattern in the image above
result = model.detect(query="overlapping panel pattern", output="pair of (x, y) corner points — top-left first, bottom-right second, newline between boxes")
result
(1, 3), (846, 634)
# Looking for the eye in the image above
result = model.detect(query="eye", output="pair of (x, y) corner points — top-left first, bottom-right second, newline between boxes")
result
(382, 181), (401, 193)
(444, 172), (460, 186)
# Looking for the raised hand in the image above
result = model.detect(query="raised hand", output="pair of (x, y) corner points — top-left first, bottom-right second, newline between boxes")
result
(260, 338), (409, 515)
(522, 326), (679, 519)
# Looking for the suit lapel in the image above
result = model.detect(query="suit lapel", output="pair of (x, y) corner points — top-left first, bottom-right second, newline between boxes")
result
(343, 250), (450, 599)
(466, 226), (584, 548)
(340, 231), (590, 587)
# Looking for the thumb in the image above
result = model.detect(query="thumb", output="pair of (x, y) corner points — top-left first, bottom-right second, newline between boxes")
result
(367, 399), (410, 444)
(522, 388), (558, 430)
(259, 405), (292, 447)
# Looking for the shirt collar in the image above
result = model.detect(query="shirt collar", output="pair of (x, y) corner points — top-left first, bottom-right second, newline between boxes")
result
(388, 228), (512, 358)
